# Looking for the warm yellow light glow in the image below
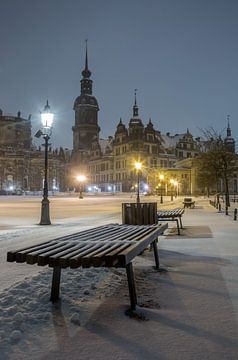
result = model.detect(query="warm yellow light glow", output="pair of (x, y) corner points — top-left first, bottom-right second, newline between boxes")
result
(76, 175), (86, 182)
(174, 180), (178, 186)
(170, 179), (174, 185)
(159, 174), (164, 181)
(135, 162), (142, 170)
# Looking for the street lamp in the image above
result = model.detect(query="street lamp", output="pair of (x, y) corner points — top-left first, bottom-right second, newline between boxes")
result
(159, 174), (164, 204)
(135, 161), (142, 204)
(36, 100), (54, 225)
(76, 175), (86, 199)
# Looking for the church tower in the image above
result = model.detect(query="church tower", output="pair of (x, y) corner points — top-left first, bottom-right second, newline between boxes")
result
(224, 115), (235, 153)
(72, 43), (100, 164)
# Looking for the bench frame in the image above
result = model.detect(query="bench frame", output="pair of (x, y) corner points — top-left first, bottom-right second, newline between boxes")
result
(157, 208), (184, 235)
(183, 198), (195, 209)
(7, 223), (168, 312)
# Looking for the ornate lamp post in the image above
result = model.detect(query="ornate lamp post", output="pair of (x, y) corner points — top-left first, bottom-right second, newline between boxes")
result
(37, 101), (54, 225)
(76, 175), (86, 199)
(159, 174), (164, 204)
(135, 161), (142, 204)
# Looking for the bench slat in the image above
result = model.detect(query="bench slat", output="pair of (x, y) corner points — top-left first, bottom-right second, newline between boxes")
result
(104, 243), (131, 267)
(91, 243), (131, 267)
(117, 223), (168, 266)
(69, 243), (105, 268)
(36, 243), (77, 266)
(7, 240), (56, 262)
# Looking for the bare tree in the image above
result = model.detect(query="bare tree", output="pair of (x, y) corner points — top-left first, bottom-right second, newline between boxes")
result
(195, 128), (237, 210)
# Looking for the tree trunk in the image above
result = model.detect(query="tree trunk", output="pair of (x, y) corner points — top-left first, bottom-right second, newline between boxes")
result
(224, 175), (230, 208)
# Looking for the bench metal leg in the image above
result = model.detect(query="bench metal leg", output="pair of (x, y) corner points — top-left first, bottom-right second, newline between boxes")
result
(179, 216), (183, 229)
(152, 240), (160, 270)
(50, 266), (61, 302)
(176, 219), (180, 235)
(126, 262), (137, 311)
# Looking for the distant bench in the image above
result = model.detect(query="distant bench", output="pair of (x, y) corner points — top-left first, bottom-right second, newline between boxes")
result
(157, 208), (184, 235)
(7, 223), (168, 312)
(183, 197), (195, 209)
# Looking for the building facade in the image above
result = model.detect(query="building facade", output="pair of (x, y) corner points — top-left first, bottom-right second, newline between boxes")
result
(1, 51), (237, 197)
(0, 109), (67, 194)
(70, 50), (206, 195)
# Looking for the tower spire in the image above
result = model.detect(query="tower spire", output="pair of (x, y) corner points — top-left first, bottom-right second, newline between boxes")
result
(227, 114), (231, 137)
(133, 89), (139, 117)
(85, 39), (88, 71)
(82, 39), (91, 79)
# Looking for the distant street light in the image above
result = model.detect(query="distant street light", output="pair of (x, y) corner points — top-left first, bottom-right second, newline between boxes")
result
(135, 162), (142, 204)
(159, 174), (164, 204)
(76, 175), (86, 199)
(36, 100), (54, 225)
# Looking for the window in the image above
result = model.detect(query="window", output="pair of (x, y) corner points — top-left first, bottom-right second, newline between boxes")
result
(150, 158), (157, 167)
(152, 146), (157, 154)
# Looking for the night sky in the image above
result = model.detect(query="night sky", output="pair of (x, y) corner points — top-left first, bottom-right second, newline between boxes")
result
(0, 0), (238, 149)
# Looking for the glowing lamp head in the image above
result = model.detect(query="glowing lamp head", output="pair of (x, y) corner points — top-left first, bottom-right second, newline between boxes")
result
(41, 100), (54, 129)
(135, 162), (142, 171)
(159, 174), (164, 181)
(76, 175), (86, 183)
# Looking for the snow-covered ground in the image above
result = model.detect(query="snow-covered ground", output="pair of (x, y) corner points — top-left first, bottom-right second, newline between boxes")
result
(0, 196), (238, 359)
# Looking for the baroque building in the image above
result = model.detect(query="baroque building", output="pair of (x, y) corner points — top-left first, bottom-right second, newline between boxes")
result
(70, 49), (237, 196)
(0, 109), (67, 194)
(69, 49), (204, 194)
(1, 49), (236, 196)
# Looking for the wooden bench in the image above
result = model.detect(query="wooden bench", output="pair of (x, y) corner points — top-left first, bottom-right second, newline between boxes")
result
(157, 208), (184, 235)
(7, 223), (168, 312)
(183, 197), (195, 209)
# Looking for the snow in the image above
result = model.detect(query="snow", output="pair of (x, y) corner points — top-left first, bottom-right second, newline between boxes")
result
(0, 196), (238, 359)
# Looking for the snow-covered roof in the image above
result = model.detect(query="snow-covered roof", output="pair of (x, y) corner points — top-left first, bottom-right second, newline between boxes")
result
(160, 133), (186, 149)
(99, 137), (113, 155)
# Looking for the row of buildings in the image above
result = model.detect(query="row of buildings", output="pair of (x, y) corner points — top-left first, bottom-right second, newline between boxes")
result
(0, 49), (236, 195)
